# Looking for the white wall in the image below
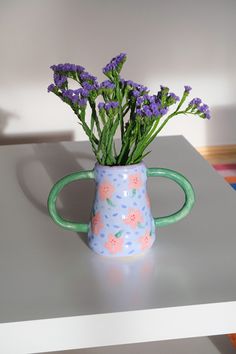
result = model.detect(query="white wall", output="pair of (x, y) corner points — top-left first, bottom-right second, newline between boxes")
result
(0, 0), (236, 147)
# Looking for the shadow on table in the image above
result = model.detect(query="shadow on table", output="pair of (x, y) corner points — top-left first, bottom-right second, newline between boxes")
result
(0, 131), (74, 145)
(16, 142), (96, 246)
(209, 335), (236, 354)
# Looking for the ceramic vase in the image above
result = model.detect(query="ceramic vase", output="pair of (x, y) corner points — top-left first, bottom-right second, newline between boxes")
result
(48, 162), (195, 257)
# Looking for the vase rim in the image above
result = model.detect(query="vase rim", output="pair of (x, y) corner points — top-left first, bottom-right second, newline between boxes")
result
(95, 161), (146, 170)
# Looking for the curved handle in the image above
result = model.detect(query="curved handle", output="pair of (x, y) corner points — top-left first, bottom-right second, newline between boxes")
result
(47, 170), (94, 233)
(147, 167), (195, 228)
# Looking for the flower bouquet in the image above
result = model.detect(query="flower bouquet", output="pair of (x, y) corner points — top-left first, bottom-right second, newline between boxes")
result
(48, 53), (210, 166)
(47, 54), (209, 257)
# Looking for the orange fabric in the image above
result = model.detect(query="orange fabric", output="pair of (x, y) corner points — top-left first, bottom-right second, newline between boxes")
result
(225, 176), (236, 183)
(213, 163), (236, 347)
(228, 334), (236, 347)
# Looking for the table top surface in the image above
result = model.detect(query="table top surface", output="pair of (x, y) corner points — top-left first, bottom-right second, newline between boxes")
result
(46, 335), (236, 354)
(0, 135), (236, 324)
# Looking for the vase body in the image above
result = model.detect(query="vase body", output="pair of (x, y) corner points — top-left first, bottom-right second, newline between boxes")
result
(48, 159), (195, 259)
(88, 162), (156, 257)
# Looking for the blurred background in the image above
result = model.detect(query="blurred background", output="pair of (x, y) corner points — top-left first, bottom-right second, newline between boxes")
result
(0, 0), (235, 147)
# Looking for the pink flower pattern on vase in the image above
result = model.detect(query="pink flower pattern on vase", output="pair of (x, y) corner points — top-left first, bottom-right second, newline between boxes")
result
(91, 212), (104, 236)
(128, 173), (143, 197)
(123, 208), (144, 229)
(104, 234), (124, 254)
(128, 173), (142, 189)
(88, 162), (156, 257)
(98, 180), (115, 202)
(139, 230), (154, 250)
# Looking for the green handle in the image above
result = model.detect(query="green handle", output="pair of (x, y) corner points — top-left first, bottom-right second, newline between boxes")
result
(147, 167), (195, 228)
(47, 170), (94, 233)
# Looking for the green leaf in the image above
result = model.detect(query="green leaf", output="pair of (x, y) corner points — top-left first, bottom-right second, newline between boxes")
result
(115, 230), (123, 238)
(107, 198), (115, 207)
(132, 189), (136, 197)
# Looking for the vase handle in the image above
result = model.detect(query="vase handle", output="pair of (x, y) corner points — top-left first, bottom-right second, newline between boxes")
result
(147, 167), (195, 228)
(47, 170), (95, 233)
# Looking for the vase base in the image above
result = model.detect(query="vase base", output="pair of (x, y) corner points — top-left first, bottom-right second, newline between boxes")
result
(88, 238), (155, 258)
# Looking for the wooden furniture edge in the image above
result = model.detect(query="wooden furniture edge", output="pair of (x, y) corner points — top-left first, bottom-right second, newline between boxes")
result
(196, 145), (236, 164)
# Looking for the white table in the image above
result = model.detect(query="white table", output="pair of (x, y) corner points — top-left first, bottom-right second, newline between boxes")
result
(0, 136), (236, 353)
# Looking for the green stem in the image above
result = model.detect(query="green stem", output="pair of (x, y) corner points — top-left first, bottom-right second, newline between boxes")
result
(89, 99), (101, 138)
(127, 118), (160, 164)
(105, 114), (121, 165)
(176, 92), (187, 112)
(123, 106), (130, 117)
(129, 110), (194, 164)
(53, 90), (99, 146)
(115, 79), (124, 142)
(117, 120), (135, 164)
(122, 102), (129, 113)
(154, 111), (197, 137)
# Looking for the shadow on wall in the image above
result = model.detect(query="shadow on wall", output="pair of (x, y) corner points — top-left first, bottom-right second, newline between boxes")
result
(0, 106), (74, 145)
(206, 105), (236, 146)
(0, 107), (17, 136)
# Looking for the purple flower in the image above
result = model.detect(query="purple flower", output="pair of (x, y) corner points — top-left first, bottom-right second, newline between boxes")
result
(189, 97), (202, 107)
(47, 84), (55, 92)
(78, 98), (88, 107)
(136, 96), (144, 106)
(160, 108), (168, 115)
(125, 80), (133, 86)
(98, 101), (118, 112)
(77, 88), (89, 97)
(50, 63), (85, 73)
(132, 90), (140, 98)
(111, 102), (119, 108)
(105, 101), (119, 110)
(80, 71), (97, 83)
(136, 109), (143, 116)
(71, 95), (79, 104)
(64, 63), (74, 71)
(135, 95), (162, 116)
(147, 95), (156, 104)
(100, 80), (115, 89)
(126, 80), (148, 93)
(198, 104), (211, 119)
(61, 89), (88, 107)
(76, 65), (85, 73)
(103, 53), (127, 74)
(184, 85), (192, 93)
(62, 89), (74, 100)
(54, 73), (67, 87)
(142, 105), (152, 117)
(50, 65), (57, 71)
(198, 104), (209, 113)
(169, 92), (180, 102)
(82, 82), (97, 91)
(149, 103), (160, 116)
(98, 102), (105, 110)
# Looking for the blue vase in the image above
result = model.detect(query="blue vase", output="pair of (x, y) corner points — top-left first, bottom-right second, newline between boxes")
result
(48, 162), (195, 258)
